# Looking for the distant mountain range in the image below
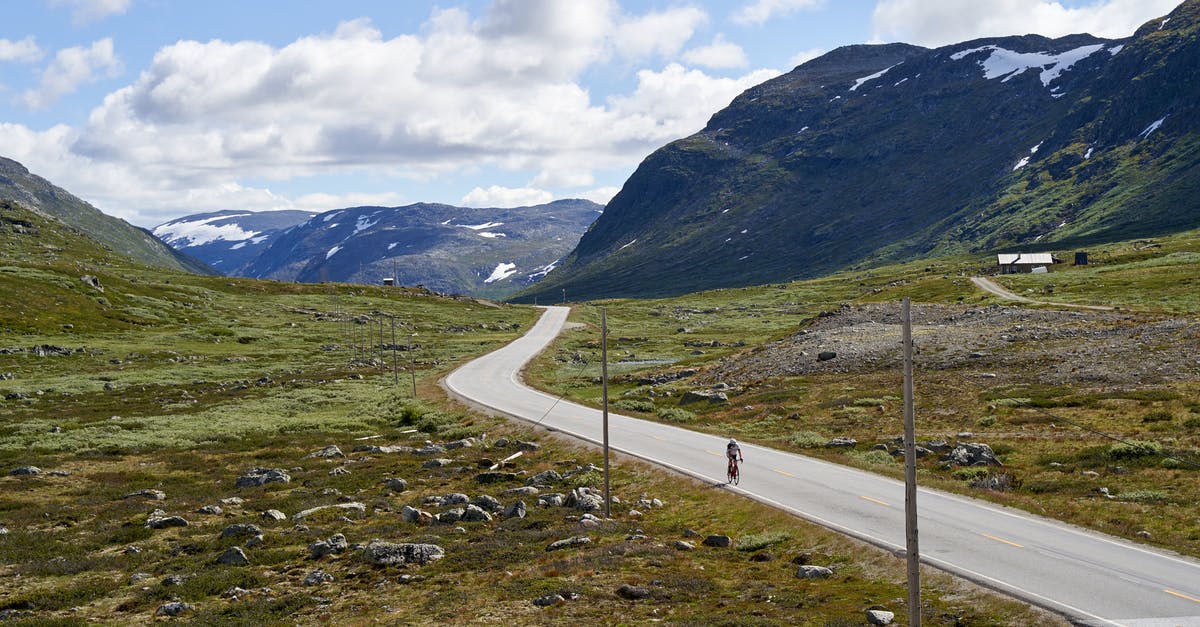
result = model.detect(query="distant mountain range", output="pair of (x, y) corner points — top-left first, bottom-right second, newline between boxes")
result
(157, 201), (602, 299)
(517, 1), (1200, 301)
(0, 157), (214, 275)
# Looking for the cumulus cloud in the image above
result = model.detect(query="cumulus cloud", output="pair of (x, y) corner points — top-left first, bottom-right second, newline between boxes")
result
(576, 186), (621, 206)
(732, 0), (826, 26)
(613, 7), (709, 59)
(21, 38), (121, 110)
(49, 0), (133, 24)
(8, 4), (781, 225)
(461, 185), (555, 208)
(0, 37), (43, 63)
(683, 34), (749, 69)
(293, 191), (407, 212)
(871, 0), (1183, 47)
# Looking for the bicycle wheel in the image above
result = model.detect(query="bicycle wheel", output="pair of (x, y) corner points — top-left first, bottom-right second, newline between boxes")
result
(732, 464), (739, 485)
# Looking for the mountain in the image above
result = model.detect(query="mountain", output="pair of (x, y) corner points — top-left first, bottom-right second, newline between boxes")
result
(0, 157), (215, 276)
(517, 1), (1200, 302)
(233, 199), (601, 298)
(152, 210), (316, 275)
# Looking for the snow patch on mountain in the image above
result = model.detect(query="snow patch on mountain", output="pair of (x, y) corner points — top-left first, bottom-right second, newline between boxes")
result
(458, 221), (504, 230)
(528, 261), (558, 280)
(850, 63), (900, 92)
(326, 245), (342, 259)
(950, 44), (1106, 87)
(478, 232), (506, 239)
(152, 214), (259, 247)
(484, 262), (517, 284)
(1139, 116), (1167, 138)
(354, 214), (380, 235)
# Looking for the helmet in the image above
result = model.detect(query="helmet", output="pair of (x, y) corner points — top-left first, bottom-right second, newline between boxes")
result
(729, 438), (737, 445)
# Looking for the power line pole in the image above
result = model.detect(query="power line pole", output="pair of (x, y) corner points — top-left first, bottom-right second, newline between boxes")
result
(902, 297), (921, 626)
(391, 315), (398, 386)
(601, 307), (611, 518)
(408, 327), (417, 398)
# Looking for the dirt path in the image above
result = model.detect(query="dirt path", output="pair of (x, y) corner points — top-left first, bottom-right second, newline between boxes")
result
(971, 276), (1114, 311)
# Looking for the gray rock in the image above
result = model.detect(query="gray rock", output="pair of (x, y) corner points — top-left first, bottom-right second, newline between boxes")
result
(472, 495), (502, 512)
(504, 486), (539, 496)
(616, 584), (651, 600)
(303, 569), (334, 586)
(219, 496), (245, 506)
(867, 609), (895, 625)
(796, 565), (833, 579)
(196, 505), (223, 515)
(436, 508), (464, 523)
(9, 466), (40, 476)
(533, 594), (565, 607)
(221, 523), (263, 539)
(235, 467), (291, 488)
(384, 478), (409, 492)
(538, 493), (565, 507)
(216, 546), (250, 566)
(123, 489), (166, 500)
(161, 574), (189, 586)
(546, 536), (591, 552)
(309, 533), (348, 558)
(527, 470), (563, 485)
(825, 437), (857, 449)
(679, 389), (729, 405)
(817, 351), (837, 361)
(673, 540), (695, 551)
(261, 509), (287, 522)
(566, 487), (604, 512)
(415, 444), (447, 455)
(292, 502), (366, 521)
(516, 440), (541, 452)
(943, 443), (1002, 467)
(462, 504), (493, 522)
(703, 534), (733, 548)
(245, 534), (264, 548)
(504, 500), (527, 519)
(145, 510), (189, 529)
(442, 493), (470, 506)
(444, 438), (475, 450)
(361, 541), (445, 565)
(305, 445), (345, 459)
(155, 602), (194, 617)
(329, 466), (351, 476)
(129, 572), (152, 583)
(422, 458), (453, 469)
(353, 444), (416, 455)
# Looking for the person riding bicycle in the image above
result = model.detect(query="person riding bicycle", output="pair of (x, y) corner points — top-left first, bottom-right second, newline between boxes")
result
(726, 438), (743, 471)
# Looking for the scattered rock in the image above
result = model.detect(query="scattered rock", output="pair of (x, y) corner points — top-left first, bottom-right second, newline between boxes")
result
(384, 478), (409, 492)
(444, 438), (476, 450)
(462, 504), (493, 523)
(145, 510), (189, 529)
(504, 501), (527, 519)
(817, 351), (837, 361)
(527, 470), (563, 485)
(235, 467), (291, 488)
(546, 536), (591, 552)
(309, 533), (349, 558)
(305, 445), (345, 459)
(422, 458), (453, 469)
(683, 528), (700, 538)
(538, 493), (566, 507)
(415, 444), (447, 455)
(616, 584), (651, 600)
(353, 444), (416, 455)
(825, 437), (857, 449)
(261, 509), (287, 522)
(216, 546), (250, 566)
(303, 570), (334, 586)
(679, 389), (729, 405)
(161, 574), (189, 586)
(943, 443), (1002, 467)
(750, 552), (776, 562)
(867, 609), (895, 625)
(516, 440), (541, 452)
(533, 594), (565, 607)
(796, 565), (833, 579)
(123, 489), (166, 500)
(472, 495), (502, 512)
(361, 541), (445, 566)
(155, 602), (194, 617)
(329, 466), (351, 476)
(475, 471), (519, 483)
(673, 541), (695, 551)
(566, 487), (604, 512)
(702, 534), (733, 548)
(9, 466), (40, 476)
(221, 523), (263, 539)
(196, 505), (223, 515)
(220, 496), (245, 506)
(292, 502), (366, 521)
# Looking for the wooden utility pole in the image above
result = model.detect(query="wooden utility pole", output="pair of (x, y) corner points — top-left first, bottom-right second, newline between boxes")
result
(391, 315), (398, 386)
(902, 297), (921, 625)
(601, 307), (611, 518)
(408, 329), (417, 398)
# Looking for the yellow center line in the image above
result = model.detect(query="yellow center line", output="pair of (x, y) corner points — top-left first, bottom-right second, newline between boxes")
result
(860, 496), (889, 507)
(1165, 589), (1200, 604)
(652, 435), (666, 441)
(772, 469), (795, 478)
(981, 533), (1024, 548)
(704, 450), (722, 457)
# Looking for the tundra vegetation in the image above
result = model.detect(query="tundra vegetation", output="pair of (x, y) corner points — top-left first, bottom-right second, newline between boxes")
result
(0, 201), (1059, 623)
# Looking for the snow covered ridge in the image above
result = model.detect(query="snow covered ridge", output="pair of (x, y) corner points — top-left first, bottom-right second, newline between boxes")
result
(484, 262), (517, 284)
(949, 44), (1108, 87)
(152, 214), (259, 247)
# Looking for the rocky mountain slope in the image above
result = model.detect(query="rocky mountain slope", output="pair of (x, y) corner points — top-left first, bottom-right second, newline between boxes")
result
(518, 1), (1199, 301)
(0, 157), (214, 275)
(225, 200), (601, 298)
(152, 210), (316, 275)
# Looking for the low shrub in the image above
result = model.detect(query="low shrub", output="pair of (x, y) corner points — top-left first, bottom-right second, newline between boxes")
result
(737, 530), (790, 552)
(614, 399), (655, 413)
(1142, 410), (1174, 423)
(1107, 440), (1163, 461)
(1118, 490), (1168, 503)
(847, 449), (893, 466)
(786, 431), (825, 448)
(657, 408), (695, 423)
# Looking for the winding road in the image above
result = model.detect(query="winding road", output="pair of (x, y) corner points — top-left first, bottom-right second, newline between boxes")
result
(444, 306), (1200, 626)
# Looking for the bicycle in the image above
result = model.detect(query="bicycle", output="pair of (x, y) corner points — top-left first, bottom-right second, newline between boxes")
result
(726, 456), (741, 485)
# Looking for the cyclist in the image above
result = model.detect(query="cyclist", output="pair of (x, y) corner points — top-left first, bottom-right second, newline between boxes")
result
(726, 438), (743, 482)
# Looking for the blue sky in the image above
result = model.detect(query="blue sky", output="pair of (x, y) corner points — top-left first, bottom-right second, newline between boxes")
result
(0, 0), (1182, 227)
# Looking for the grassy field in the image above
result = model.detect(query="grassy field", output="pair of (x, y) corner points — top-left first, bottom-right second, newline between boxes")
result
(525, 229), (1200, 557)
(0, 201), (1060, 624)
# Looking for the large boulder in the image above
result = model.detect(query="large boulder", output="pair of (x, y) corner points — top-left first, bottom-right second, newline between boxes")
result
(943, 443), (1003, 467)
(361, 541), (445, 566)
(305, 445), (345, 459)
(235, 467), (291, 488)
(679, 390), (729, 405)
(546, 536), (591, 552)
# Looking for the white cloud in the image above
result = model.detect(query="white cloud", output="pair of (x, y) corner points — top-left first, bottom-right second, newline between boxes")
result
(21, 38), (121, 110)
(789, 48), (826, 68)
(732, 0), (826, 26)
(49, 0), (132, 24)
(871, 0), (1182, 47)
(292, 192), (407, 212)
(577, 186), (621, 206)
(461, 185), (555, 208)
(0, 37), (44, 63)
(683, 34), (749, 69)
(613, 7), (709, 59)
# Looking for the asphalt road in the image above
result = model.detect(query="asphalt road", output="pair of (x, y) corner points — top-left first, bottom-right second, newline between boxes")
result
(444, 306), (1200, 626)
